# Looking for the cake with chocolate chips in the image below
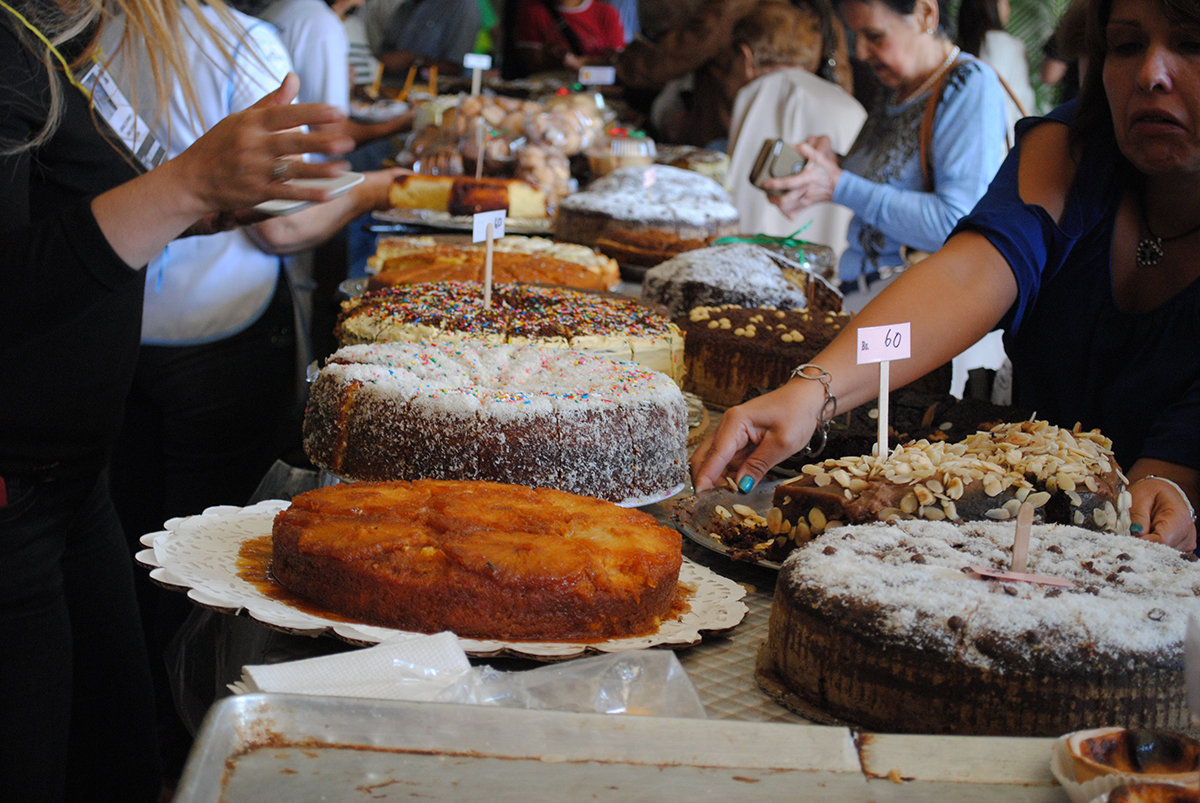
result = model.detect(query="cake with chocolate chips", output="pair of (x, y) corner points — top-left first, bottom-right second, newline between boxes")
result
(759, 518), (1200, 736)
(303, 342), (688, 504)
(677, 303), (850, 408)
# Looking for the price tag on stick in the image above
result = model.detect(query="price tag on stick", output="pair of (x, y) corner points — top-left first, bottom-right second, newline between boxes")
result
(578, 66), (615, 86)
(856, 323), (911, 460)
(463, 53), (492, 96)
(473, 211), (506, 309)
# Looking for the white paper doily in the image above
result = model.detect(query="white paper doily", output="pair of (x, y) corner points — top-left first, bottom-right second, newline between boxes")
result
(136, 500), (748, 660)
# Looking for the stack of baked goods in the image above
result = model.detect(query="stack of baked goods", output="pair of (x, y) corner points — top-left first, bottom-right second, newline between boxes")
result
(272, 478), (683, 640)
(759, 515), (1200, 736)
(303, 342), (688, 505)
(654, 145), (731, 189)
(365, 235), (620, 292)
(388, 174), (549, 219)
(554, 165), (740, 267)
(642, 242), (843, 319)
(334, 281), (684, 383)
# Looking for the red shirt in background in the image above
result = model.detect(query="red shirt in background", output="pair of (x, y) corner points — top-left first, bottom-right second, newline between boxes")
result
(515, 0), (626, 58)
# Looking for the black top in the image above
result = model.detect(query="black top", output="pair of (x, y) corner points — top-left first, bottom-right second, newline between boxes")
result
(0, 17), (144, 478)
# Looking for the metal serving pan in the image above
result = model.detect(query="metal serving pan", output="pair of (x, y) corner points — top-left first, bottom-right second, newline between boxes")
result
(173, 693), (1062, 802)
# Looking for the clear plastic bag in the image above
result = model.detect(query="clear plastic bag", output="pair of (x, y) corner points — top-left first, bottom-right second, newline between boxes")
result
(439, 651), (706, 719)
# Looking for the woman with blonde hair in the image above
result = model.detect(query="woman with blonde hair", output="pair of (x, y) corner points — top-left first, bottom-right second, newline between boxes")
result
(0, 1), (353, 799)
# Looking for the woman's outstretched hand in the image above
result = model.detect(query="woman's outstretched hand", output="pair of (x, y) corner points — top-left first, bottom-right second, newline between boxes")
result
(690, 381), (818, 493)
(173, 73), (356, 217)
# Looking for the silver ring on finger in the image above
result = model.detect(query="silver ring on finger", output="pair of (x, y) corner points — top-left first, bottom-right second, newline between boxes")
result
(272, 158), (290, 180)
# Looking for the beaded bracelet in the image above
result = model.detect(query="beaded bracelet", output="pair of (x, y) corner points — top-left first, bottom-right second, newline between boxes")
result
(791, 363), (838, 457)
(1137, 475), (1198, 523)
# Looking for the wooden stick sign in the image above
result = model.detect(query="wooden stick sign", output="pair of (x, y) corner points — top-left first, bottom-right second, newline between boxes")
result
(473, 210), (506, 309)
(855, 323), (910, 460)
(967, 502), (1076, 588)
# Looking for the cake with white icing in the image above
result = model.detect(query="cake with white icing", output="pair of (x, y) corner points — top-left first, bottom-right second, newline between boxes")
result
(554, 165), (740, 267)
(760, 519), (1200, 736)
(303, 342), (689, 504)
(336, 282), (684, 384)
(642, 243), (843, 319)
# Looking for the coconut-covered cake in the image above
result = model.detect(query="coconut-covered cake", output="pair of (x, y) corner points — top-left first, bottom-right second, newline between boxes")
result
(760, 519), (1200, 736)
(642, 243), (843, 319)
(554, 165), (739, 266)
(303, 342), (688, 505)
(336, 281), (684, 384)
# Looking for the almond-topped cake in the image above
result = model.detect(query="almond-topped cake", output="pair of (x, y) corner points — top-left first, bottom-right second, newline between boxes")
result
(771, 420), (1132, 540)
(760, 519), (1200, 736)
(272, 479), (683, 640)
(303, 342), (688, 505)
(335, 281), (684, 384)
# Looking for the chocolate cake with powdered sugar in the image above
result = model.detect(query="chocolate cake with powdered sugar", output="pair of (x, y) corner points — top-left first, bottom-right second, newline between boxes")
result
(760, 519), (1200, 736)
(641, 243), (843, 319)
(554, 165), (739, 266)
(303, 342), (688, 504)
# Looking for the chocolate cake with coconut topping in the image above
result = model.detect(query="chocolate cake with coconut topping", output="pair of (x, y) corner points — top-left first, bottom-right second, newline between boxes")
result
(303, 342), (688, 504)
(641, 243), (843, 319)
(760, 519), (1200, 736)
(554, 165), (739, 266)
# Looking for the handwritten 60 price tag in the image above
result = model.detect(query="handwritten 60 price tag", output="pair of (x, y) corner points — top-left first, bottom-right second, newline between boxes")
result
(856, 323), (911, 364)
(472, 210), (506, 242)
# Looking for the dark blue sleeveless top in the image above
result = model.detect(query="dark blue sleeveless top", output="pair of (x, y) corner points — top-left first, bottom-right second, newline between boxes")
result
(952, 101), (1200, 472)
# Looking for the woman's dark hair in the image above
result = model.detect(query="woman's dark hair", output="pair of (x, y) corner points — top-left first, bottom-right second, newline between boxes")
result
(955, 0), (1003, 56)
(1071, 0), (1200, 161)
(834, 0), (952, 37)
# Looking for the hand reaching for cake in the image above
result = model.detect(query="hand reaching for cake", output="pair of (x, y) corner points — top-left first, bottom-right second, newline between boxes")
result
(690, 379), (821, 493)
(1128, 471), (1199, 552)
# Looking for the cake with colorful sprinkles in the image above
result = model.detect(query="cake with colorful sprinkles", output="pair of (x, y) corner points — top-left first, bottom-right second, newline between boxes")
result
(759, 519), (1200, 736)
(335, 282), (684, 384)
(303, 342), (689, 504)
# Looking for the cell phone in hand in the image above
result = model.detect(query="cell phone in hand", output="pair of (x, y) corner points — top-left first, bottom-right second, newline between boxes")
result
(750, 139), (807, 195)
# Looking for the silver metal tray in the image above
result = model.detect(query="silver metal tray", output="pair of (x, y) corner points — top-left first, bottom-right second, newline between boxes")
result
(174, 693), (1063, 802)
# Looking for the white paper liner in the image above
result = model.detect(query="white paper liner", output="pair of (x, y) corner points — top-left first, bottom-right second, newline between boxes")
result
(135, 499), (747, 660)
(1050, 733), (1196, 803)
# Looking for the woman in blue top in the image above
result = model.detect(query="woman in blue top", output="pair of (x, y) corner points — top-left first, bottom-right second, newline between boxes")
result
(763, 0), (1008, 294)
(693, 0), (1200, 551)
